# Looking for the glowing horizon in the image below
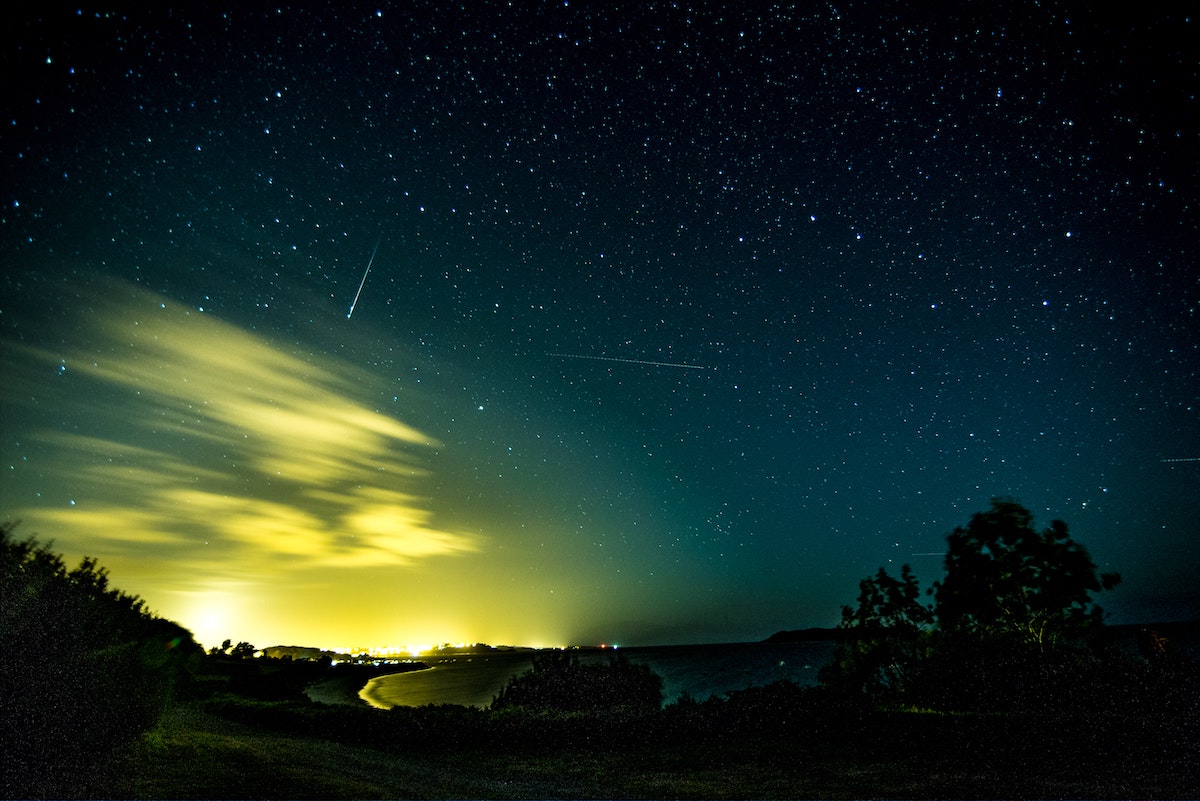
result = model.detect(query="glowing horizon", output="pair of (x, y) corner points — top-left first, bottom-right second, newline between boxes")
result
(1, 279), (717, 651)
(3, 3), (1196, 661)
(2, 281), (489, 649)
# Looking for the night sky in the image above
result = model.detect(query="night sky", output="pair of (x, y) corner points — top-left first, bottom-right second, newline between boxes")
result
(2, 3), (1197, 651)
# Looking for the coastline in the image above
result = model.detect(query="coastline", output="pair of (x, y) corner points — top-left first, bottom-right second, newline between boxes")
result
(304, 674), (375, 707)
(303, 663), (427, 708)
(358, 665), (438, 709)
(337, 642), (837, 710)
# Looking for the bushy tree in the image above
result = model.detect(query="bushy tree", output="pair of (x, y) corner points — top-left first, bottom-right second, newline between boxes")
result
(0, 524), (201, 797)
(841, 563), (933, 633)
(820, 564), (933, 699)
(823, 500), (1122, 710)
(933, 498), (1120, 645)
(491, 650), (663, 713)
(230, 640), (257, 659)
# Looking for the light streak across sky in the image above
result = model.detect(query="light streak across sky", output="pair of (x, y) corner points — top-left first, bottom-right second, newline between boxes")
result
(548, 353), (713, 370)
(2, 4), (1197, 651)
(347, 234), (383, 319)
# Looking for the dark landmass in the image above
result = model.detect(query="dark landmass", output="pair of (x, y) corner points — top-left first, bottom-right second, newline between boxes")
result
(102, 662), (1198, 800)
(193, 653), (428, 704)
(14, 624), (1200, 798)
(261, 644), (353, 661)
(8, 514), (1197, 799)
(263, 642), (546, 660)
(764, 626), (852, 643)
(304, 662), (431, 707)
(91, 629), (1197, 798)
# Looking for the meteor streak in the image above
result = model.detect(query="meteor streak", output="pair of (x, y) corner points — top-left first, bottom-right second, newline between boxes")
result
(548, 352), (711, 370)
(346, 234), (383, 319)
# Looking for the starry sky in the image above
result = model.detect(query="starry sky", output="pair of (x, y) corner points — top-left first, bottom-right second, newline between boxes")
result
(2, 3), (1197, 651)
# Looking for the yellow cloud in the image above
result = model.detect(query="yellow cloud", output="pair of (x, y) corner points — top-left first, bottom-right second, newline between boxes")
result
(32, 506), (190, 547)
(5, 281), (479, 581)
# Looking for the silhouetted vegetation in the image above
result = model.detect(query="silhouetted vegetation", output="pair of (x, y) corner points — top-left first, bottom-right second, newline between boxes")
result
(143, 653), (1197, 798)
(208, 638), (257, 658)
(822, 563), (933, 700)
(193, 650), (425, 703)
(934, 499), (1121, 644)
(5, 507), (1198, 798)
(0, 523), (201, 798)
(492, 650), (664, 712)
(821, 498), (1133, 711)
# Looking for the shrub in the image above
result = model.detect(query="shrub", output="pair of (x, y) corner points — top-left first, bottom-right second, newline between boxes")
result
(491, 650), (663, 713)
(0, 524), (201, 797)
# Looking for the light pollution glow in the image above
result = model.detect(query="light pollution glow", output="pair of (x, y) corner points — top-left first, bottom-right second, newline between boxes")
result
(1, 280), (580, 650)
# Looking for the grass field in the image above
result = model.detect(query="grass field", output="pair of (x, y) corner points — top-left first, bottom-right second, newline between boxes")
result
(99, 694), (1198, 800)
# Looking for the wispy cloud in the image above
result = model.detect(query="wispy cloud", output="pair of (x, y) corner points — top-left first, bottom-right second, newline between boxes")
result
(5, 282), (479, 577)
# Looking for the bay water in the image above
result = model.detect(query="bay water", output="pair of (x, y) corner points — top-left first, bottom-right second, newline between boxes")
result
(360, 640), (838, 709)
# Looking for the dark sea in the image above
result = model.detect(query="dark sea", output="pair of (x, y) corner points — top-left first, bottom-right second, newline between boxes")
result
(359, 640), (839, 709)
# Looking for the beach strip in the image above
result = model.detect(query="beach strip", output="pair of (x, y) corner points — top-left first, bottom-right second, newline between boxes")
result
(304, 663), (427, 708)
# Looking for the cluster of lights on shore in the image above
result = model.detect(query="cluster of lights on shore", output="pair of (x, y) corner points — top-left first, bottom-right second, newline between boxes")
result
(325, 642), (620, 658)
(327, 643), (470, 658)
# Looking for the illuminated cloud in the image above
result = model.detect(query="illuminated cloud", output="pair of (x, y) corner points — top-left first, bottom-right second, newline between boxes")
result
(5, 282), (480, 586)
(2, 280), (711, 650)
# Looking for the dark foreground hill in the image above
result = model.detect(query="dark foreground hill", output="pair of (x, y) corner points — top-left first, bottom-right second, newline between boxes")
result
(90, 649), (1200, 800)
(7, 520), (1197, 799)
(103, 691), (1197, 799)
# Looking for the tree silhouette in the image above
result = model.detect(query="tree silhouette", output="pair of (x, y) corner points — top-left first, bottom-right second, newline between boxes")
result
(933, 498), (1120, 645)
(823, 499), (1122, 709)
(231, 641), (257, 659)
(492, 650), (663, 713)
(1, 523), (201, 796)
(841, 563), (933, 633)
(820, 564), (933, 698)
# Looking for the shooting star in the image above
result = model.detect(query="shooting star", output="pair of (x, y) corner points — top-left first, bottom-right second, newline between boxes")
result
(548, 352), (712, 370)
(1161, 457), (1200, 463)
(346, 234), (383, 319)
